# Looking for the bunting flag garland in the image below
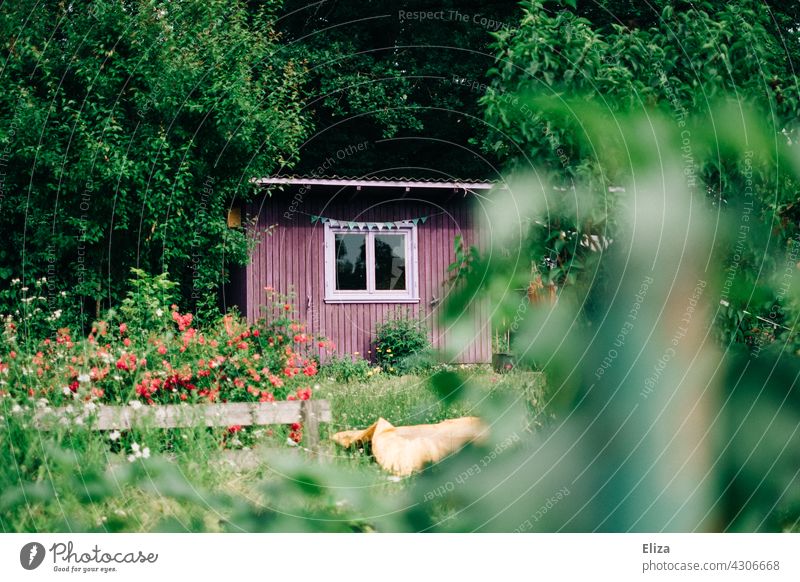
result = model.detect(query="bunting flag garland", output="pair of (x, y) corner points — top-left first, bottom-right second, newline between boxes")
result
(308, 214), (432, 229)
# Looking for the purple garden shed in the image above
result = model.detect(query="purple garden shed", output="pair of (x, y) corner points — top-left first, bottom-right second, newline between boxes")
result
(228, 176), (494, 363)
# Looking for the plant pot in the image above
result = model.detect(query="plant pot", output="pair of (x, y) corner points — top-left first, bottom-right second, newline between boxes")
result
(492, 352), (515, 373)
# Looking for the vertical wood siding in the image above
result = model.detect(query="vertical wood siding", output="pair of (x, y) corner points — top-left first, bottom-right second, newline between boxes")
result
(234, 186), (491, 363)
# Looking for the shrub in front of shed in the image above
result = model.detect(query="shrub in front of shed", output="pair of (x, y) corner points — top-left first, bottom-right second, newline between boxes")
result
(374, 314), (431, 374)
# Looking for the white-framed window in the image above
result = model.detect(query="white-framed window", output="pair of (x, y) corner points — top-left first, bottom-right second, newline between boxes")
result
(324, 223), (419, 303)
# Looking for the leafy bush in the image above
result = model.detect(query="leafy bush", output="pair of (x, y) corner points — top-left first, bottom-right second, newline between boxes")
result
(320, 354), (380, 383)
(118, 269), (179, 334)
(374, 314), (431, 374)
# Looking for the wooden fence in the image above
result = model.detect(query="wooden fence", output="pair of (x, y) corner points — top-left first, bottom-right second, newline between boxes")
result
(34, 400), (332, 452)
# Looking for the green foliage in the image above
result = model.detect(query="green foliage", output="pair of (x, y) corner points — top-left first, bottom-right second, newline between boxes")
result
(374, 313), (431, 374)
(0, 277), (77, 350)
(320, 354), (380, 384)
(481, 0), (800, 348)
(0, 0), (309, 323)
(277, 0), (520, 178)
(119, 268), (178, 333)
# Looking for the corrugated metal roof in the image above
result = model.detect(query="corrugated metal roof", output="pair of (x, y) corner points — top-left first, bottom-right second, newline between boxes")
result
(252, 175), (500, 190)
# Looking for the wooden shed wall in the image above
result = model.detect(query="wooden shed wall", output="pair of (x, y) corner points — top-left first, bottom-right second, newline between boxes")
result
(232, 186), (491, 363)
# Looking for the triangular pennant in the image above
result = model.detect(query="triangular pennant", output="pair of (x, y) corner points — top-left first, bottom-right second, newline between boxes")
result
(420, 216), (428, 224)
(348, 222), (357, 229)
(393, 221), (402, 229)
(311, 215), (320, 224)
(367, 222), (377, 230)
(328, 219), (339, 227)
(412, 218), (419, 226)
(321, 217), (330, 224)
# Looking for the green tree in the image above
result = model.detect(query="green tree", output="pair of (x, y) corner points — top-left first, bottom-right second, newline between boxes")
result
(0, 0), (309, 326)
(277, 0), (521, 178)
(480, 0), (800, 344)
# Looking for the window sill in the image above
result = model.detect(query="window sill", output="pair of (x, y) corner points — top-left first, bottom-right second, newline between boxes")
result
(324, 297), (420, 304)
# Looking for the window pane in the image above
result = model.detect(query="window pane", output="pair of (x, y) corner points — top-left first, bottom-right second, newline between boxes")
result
(335, 233), (367, 290)
(374, 234), (406, 290)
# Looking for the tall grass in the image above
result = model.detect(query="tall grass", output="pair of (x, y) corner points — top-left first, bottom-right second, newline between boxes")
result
(0, 369), (547, 532)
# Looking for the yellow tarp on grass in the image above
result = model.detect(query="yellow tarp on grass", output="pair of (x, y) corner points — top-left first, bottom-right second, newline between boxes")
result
(331, 417), (488, 476)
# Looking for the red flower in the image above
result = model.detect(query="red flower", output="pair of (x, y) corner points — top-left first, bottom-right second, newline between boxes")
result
(283, 304), (291, 311)
(296, 387), (312, 401)
(227, 425), (243, 434)
(119, 323), (128, 334)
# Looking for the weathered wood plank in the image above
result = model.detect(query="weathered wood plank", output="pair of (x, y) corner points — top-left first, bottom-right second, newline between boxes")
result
(34, 400), (331, 431)
(301, 399), (321, 453)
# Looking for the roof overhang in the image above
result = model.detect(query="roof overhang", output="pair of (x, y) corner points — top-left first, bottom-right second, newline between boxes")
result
(252, 176), (498, 190)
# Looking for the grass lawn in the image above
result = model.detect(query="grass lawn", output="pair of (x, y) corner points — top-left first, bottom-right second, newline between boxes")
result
(1, 367), (547, 532)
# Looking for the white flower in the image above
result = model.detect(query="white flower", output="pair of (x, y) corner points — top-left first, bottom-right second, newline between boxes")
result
(60, 291), (67, 297)
(141, 447), (150, 459)
(127, 454), (137, 463)
(129, 401), (143, 409)
(11, 404), (22, 414)
(131, 442), (140, 453)
(77, 373), (90, 383)
(20, 286), (29, 292)
(11, 278), (20, 285)
(53, 310), (62, 319)
(286, 437), (298, 447)
(84, 401), (97, 412)
(108, 430), (121, 442)
(156, 308), (163, 317)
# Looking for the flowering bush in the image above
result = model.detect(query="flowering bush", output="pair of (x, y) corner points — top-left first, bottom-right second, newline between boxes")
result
(0, 277), (74, 351)
(0, 280), (331, 445)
